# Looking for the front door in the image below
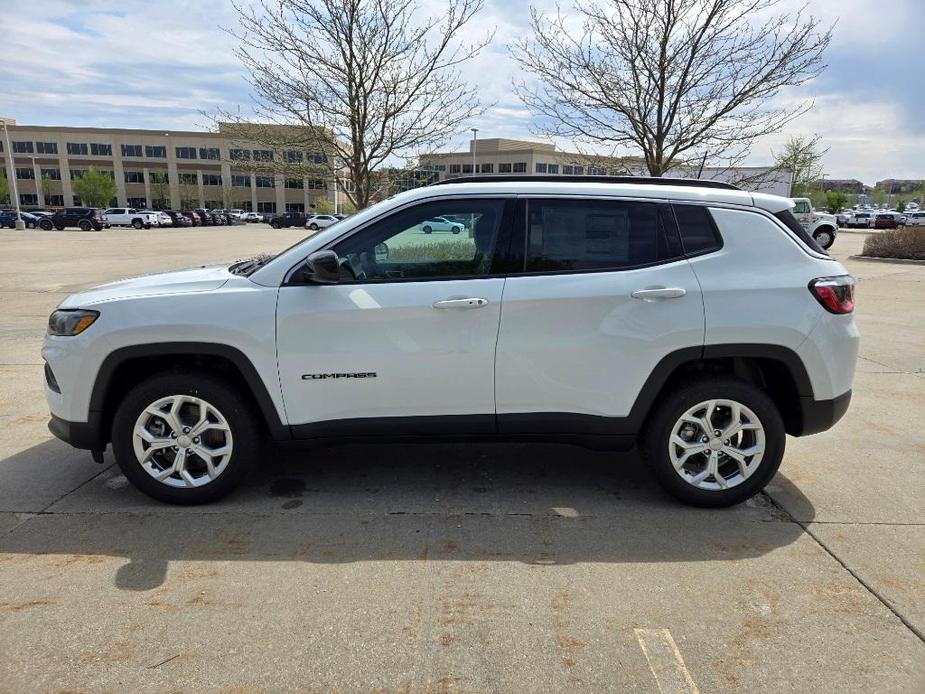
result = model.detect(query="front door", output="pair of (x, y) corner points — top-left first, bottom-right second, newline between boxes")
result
(276, 197), (513, 436)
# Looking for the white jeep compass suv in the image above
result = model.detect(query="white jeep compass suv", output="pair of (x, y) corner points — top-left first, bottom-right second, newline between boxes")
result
(42, 176), (859, 506)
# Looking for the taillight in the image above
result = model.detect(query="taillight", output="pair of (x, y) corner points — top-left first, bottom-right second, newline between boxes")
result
(809, 276), (855, 314)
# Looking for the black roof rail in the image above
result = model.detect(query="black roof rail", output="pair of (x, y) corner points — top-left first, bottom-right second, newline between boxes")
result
(432, 175), (741, 191)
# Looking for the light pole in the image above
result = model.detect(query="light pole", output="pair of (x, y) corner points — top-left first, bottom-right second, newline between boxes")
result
(31, 155), (42, 209)
(471, 128), (478, 176)
(1, 117), (25, 230)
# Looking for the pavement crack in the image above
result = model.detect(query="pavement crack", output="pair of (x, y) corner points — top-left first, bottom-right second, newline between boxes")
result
(4, 464), (115, 534)
(759, 491), (925, 645)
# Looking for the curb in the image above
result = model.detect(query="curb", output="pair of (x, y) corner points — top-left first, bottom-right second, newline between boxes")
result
(849, 255), (925, 265)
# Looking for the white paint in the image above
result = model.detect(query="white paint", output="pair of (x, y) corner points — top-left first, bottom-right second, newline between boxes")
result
(634, 628), (699, 694)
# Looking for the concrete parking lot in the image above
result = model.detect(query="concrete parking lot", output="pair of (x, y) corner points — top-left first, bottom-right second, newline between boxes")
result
(0, 226), (922, 692)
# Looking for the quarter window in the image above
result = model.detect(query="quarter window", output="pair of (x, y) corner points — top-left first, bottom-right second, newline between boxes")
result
(672, 204), (723, 255)
(331, 199), (506, 282)
(525, 199), (677, 272)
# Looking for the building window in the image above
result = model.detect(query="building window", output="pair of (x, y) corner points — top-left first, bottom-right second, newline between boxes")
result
(573, 166), (584, 175)
(40, 168), (61, 180)
(285, 178), (304, 189)
(175, 147), (197, 159)
(536, 163), (548, 173)
(143, 145), (166, 158)
(284, 151), (303, 163)
(124, 171), (145, 184)
(562, 165), (574, 175)
(45, 194), (64, 207)
(255, 175), (275, 188)
(20, 193), (38, 206)
(91, 143), (112, 156)
(205, 200), (223, 209)
(13, 141), (34, 154)
(257, 201), (276, 213)
(16, 167), (35, 180)
(231, 174), (251, 187)
(307, 179), (327, 190)
(253, 150), (273, 162)
(286, 202), (305, 212)
(310, 152), (327, 165)
(499, 163), (512, 173)
(149, 171), (169, 184)
(202, 173), (222, 186)
(69, 169), (85, 180)
(477, 163), (493, 173)
(67, 142), (88, 156)
(449, 164), (461, 174)
(229, 149), (250, 161)
(178, 172), (198, 185)
(128, 197), (147, 208)
(548, 164), (559, 174)
(121, 144), (143, 157)
(513, 162), (527, 173)
(462, 164), (473, 174)
(589, 167), (606, 176)
(238, 200), (253, 212)
(181, 199), (198, 209)
(199, 147), (220, 161)
(36, 142), (58, 155)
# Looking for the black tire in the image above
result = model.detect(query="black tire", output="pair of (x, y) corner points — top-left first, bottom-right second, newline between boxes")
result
(641, 377), (785, 507)
(452, 226), (461, 234)
(422, 225), (432, 234)
(814, 227), (836, 249)
(132, 219), (143, 229)
(55, 225), (65, 231)
(309, 223), (319, 230)
(78, 220), (91, 231)
(111, 371), (262, 505)
(270, 221), (279, 228)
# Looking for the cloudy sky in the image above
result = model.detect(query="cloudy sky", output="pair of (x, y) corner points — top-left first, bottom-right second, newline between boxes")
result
(1, 0), (922, 184)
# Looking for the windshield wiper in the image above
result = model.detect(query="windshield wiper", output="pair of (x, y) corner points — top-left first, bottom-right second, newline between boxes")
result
(229, 254), (274, 276)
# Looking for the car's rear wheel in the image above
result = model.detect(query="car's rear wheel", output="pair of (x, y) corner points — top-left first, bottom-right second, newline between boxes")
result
(111, 372), (261, 504)
(309, 223), (319, 230)
(452, 226), (461, 234)
(814, 227), (835, 249)
(54, 225), (64, 231)
(422, 225), (432, 234)
(642, 378), (785, 507)
(78, 220), (92, 231)
(132, 219), (143, 229)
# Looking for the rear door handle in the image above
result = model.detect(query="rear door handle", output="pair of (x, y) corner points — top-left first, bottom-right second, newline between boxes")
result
(631, 287), (687, 301)
(433, 297), (490, 309)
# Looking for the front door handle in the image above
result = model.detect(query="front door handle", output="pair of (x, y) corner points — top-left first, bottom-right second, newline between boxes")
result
(631, 287), (687, 301)
(433, 297), (490, 309)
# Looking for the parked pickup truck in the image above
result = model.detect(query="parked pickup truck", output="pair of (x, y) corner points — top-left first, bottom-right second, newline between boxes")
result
(791, 198), (838, 249)
(104, 208), (160, 229)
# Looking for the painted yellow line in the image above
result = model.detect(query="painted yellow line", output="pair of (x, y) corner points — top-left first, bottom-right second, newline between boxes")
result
(634, 628), (699, 694)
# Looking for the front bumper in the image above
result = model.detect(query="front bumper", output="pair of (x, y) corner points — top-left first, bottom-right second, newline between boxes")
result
(48, 412), (105, 451)
(795, 390), (852, 436)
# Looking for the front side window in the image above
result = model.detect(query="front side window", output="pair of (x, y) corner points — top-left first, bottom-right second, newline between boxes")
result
(330, 199), (506, 282)
(525, 198), (677, 272)
(793, 201), (811, 214)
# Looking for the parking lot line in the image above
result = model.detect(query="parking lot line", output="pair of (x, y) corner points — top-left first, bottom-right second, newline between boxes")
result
(634, 628), (699, 694)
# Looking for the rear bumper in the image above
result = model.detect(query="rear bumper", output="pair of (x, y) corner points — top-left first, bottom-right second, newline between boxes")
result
(48, 413), (104, 451)
(795, 390), (851, 436)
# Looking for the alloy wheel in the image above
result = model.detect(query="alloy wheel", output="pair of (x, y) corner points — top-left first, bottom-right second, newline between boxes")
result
(668, 399), (765, 491)
(132, 394), (234, 488)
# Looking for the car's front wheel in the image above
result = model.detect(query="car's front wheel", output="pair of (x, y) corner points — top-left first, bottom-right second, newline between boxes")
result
(111, 372), (261, 504)
(78, 220), (92, 231)
(309, 223), (319, 230)
(814, 226), (835, 249)
(642, 378), (785, 507)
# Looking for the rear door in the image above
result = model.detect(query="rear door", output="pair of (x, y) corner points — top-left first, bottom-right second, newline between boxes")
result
(495, 197), (704, 434)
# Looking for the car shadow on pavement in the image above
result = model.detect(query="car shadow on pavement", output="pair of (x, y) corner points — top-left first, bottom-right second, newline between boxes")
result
(0, 439), (814, 591)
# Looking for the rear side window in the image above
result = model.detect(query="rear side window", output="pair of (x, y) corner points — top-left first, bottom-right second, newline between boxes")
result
(773, 209), (827, 255)
(673, 204), (723, 255)
(525, 199), (678, 272)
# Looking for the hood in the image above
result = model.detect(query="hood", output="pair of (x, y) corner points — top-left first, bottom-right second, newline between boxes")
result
(813, 211), (836, 222)
(58, 265), (233, 308)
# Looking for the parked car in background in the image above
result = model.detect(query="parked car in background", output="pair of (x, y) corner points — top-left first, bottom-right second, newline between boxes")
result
(790, 198), (837, 249)
(181, 211), (201, 226)
(194, 209), (214, 226)
(904, 211), (925, 226)
(847, 212), (874, 228)
(305, 214), (340, 231)
(209, 209), (235, 225)
(163, 210), (192, 227)
(874, 213), (900, 229)
(105, 208), (159, 229)
(39, 207), (108, 231)
(270, 211), (309, 228)
(242, 212), (262, 223)
(835, 212), (849, 228)
(0, 211), (40, 229)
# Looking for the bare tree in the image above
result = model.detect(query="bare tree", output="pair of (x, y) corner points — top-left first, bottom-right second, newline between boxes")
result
(513, 0), (833, 177)
(221, 0), (492, 209)
(772, 133), (828, 195)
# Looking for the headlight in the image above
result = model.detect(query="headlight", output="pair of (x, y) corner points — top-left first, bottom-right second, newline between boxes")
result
(48, 309), (99, 336)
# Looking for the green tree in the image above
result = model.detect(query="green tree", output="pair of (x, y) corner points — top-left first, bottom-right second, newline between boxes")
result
(310, 197), (333, 214)
(896, 200), (906, 213)
(825, 190), (848, 214)
(0, 173), (8, 205)
(72, 167), (117, 208)
(150, 171), (170, 209)
(773, 135), (828, 196)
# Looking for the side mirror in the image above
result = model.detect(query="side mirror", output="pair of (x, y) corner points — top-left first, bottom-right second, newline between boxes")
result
(374, 242), (389, 262)
(300, 250), (340, 284)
